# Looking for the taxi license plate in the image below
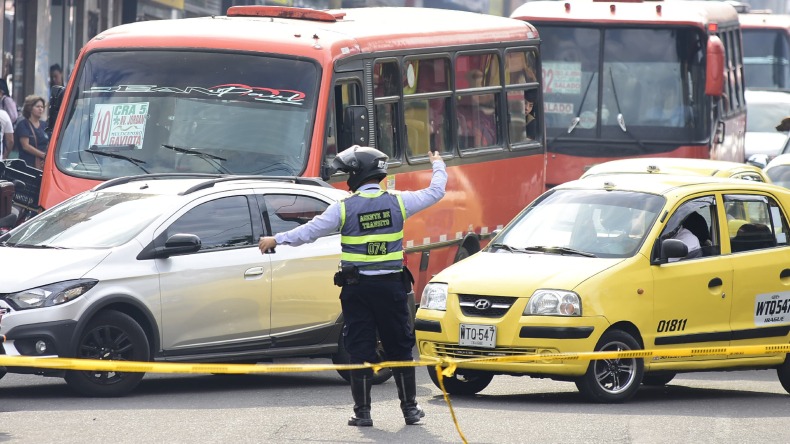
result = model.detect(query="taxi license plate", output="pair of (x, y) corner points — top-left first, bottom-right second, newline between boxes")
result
(459, 324), (496, 349)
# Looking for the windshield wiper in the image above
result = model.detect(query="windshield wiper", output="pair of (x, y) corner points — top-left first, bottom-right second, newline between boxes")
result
(85, 147), (150, 174)
(12, 244), (66, 249)
(608, 67), (648, 151)
(522, 246), (597, 258)
(567, 72), (597, 135)
(489, 242), (525, 253)
(161, 144), (230, 174)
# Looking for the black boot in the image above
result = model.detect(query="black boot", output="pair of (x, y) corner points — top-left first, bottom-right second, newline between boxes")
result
(348, 369), (373, 427)
(394, 367), (425, 425)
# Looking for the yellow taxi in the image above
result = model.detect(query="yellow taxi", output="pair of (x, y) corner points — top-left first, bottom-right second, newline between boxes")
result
(580, 157), (770, 183)
(416, 173), (790, 402)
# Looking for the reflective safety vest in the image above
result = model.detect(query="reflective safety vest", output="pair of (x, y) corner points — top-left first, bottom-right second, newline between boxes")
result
(340, 190), (407, 271)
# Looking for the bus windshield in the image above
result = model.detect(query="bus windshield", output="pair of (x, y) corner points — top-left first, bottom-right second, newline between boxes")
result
(54, 51), (318, 179)
(540, 26), (707, 148)
(742, 28), (790, 90)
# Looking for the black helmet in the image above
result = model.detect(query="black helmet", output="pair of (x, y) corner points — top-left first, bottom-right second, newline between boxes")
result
(331, 146), (389, 191)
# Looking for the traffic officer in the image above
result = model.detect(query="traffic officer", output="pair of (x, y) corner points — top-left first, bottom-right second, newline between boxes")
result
(258, 146), (447, 427)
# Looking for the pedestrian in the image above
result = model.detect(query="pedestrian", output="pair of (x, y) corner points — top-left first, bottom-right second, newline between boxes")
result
(0, 108), (13, 160)
(49, 64), (64, 88)
(15, 95), (49, 169)
(258, 146), (447, 427)
(0, 79), (19, 123)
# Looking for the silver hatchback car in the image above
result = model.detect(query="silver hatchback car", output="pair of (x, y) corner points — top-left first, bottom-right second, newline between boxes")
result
(0, 174), (390, 396)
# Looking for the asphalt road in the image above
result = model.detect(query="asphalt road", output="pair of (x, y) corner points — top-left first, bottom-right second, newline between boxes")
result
(1, 362), (789, 444)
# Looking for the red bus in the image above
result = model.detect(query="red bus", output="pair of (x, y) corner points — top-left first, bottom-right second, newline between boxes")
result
(739, 11), (790, 90)
(39, 6), (546, 296)
(511, 0), (746, 188)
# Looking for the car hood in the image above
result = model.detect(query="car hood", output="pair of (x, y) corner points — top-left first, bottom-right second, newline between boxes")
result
(0, 247), (111, 292)
(745, 132), (787, 157)
(434, 251), (623, 297)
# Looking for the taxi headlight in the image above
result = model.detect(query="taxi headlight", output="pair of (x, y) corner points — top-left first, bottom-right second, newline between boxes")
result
(524, 290), (581, 316)
(3, 279), (98, 310)
(420, 283), (448, 311)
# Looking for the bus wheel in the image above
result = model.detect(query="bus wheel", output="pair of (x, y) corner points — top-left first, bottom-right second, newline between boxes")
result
(575, 330), (643, 403)
(778, 356), (790, 394)
(427, 366), (493, 395)
(65, 310), (150, 397)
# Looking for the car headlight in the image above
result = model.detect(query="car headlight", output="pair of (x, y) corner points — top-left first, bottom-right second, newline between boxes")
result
(420, 283), (448, 311)
(3, 279), (98, 310)
(524, 289), (581, 316)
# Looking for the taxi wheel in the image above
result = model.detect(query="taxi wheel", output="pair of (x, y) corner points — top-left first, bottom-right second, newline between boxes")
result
(777, 356), (790, 394)
(575, 330), (644, 403)
(64, 310), (150, 397)
(333, 336), (393, 386)
(427, 365), (493, 395)
(641, 373), (676, 386)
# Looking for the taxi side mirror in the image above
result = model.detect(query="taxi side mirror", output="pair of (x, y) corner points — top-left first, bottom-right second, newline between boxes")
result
(659, 238), (688, 263)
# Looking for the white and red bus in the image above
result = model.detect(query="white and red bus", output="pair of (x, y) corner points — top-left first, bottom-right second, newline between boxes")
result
(511, 0), (746, 188)
(40, 6), (545, 296)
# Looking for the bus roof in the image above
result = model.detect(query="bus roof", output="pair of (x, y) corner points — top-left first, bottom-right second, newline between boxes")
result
(89, 7), (538, 62)
(738, 12), (790, 29)
(511, 0), (740, 29)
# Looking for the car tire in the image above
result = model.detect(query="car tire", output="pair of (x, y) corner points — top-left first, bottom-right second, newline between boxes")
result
(642, 373), (676, 386)
(333, 335), (393, 385)
(777, 355), (790, 394)
(575, 330), (644, 403)
(65, 310), (150, 397)
(427, 365), (493, 395)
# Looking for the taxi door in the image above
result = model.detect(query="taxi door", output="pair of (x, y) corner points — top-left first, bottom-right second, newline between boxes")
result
(649, 196), (733, 360)
(724, 193), (790, 359)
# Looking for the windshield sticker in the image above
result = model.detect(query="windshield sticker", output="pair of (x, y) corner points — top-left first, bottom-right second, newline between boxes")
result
(544, 102), (574, 115)
(84, 84), (306, 106)
(754, 292), (790, 326)
(542, 62), (581, 95)
(91, 102), (149, 149)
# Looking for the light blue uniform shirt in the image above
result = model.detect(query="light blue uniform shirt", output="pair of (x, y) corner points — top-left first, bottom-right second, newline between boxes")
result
(274, 159), (447, 249)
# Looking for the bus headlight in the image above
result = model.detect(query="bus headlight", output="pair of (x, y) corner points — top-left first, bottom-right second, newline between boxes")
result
(524, 290), (581, 316)
(421, 283), (448, 311)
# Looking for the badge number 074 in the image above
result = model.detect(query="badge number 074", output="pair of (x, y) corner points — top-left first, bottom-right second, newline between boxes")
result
(459, 323), (496, 348)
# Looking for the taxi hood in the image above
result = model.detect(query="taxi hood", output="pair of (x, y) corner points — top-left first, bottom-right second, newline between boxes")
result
(435, 251), (623, 297)
(0, 247), (110, 292)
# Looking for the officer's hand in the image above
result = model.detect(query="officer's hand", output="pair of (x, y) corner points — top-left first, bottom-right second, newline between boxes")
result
(428, 151), (443, 163)
(258, 236), (277, 254)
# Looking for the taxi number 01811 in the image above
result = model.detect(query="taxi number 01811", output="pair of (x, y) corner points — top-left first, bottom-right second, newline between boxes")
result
(459, 324), (496, 348)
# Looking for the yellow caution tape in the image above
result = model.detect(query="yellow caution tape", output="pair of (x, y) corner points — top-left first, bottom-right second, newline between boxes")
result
(2, 343), (789, 444)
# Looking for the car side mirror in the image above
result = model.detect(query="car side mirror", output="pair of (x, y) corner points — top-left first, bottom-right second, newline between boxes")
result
(137, 233), (201, 259)
(660, 238), (688, 263)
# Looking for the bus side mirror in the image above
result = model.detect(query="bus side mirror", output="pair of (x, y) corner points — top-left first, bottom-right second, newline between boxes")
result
(705, 36), (725, 97)
(46, 85), (66, 136)
(341, 105), (369, 149)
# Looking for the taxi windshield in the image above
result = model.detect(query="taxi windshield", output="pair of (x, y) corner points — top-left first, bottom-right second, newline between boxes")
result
(54, 51), (319, 180)
(494, 189), (665, 258)
(1, 191), (177, 249)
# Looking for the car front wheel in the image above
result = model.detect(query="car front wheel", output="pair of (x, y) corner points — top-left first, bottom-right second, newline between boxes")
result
(65, 310), (150, 397)
(575, 330), (644, 403)
(427, 365), (493, 395)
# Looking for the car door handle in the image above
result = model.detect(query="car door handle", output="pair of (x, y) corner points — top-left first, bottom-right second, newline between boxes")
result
(708, 277), (723, 288)
(781, 269), (790, 279)
(245, 267), (264, 279)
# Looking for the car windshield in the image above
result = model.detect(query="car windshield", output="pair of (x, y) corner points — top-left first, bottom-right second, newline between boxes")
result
(1, 191), (177, 248)
(54, 51), (319, 180)
(745, 94), (790, 133)
(539, 25), (707, 155)
(492, 189), (665, 258)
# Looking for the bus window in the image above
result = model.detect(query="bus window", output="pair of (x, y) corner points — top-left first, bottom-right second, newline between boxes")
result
(55, 51), (318, 179)
(455, 52), (502, 151)
(540, 27), (600, 136)
(402, 57), (451, 158)
(741, 28), (790, 90)
(373, 60), (400, 159)
(326, 80), (363, 161)
(505, 48), (541, 145)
